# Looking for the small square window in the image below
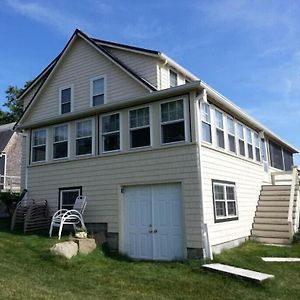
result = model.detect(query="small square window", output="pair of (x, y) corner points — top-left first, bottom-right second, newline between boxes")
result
(169, 70), (178, 87)
(91, 77), (105, 106)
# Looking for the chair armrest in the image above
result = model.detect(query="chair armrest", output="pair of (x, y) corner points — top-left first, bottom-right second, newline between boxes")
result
(52, 209), (68, 219)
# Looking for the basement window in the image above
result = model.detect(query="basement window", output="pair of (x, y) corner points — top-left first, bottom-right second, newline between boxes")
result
(212, 180), (238, 222)
(59, 186), (82, 210)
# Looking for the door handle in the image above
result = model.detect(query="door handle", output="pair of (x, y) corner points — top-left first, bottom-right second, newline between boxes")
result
(149, 230), (153, 233)
(153, 229), (157, 233)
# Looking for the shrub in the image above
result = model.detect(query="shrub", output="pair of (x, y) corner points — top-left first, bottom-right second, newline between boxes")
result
(0, 192), (20, 217)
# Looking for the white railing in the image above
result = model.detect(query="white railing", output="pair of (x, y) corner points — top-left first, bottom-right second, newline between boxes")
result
(0, 175), (21, 193)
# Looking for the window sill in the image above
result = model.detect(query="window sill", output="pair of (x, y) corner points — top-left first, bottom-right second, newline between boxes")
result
(215, 216), (238, 223)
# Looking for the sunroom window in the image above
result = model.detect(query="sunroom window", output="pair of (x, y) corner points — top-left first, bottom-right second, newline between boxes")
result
(102, 113), (120, 152)
(237, 123), (245, 156)
(254, 133), (261, 162)
(91, 77), (105, 106)
(161, 99), (185, 144)
(76, 120), (93, 156)
(130, 107), (150, 148)
(213, 181), (238, 222)
(60, 87), (72, 114)
(215, 110), (225, 149)
(227, 116), (236, 153)
(246, 128), (253, 159)
(32, 129), (47, 162)
(53, 125), (68, 159)
(201, 102), (212, 143)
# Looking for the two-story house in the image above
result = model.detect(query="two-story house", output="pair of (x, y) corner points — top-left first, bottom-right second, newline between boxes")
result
(14, 29), (299, 260)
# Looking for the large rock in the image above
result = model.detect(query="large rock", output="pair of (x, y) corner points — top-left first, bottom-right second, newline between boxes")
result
(74, 238), (97, 255)
(50, 241), (78, 259)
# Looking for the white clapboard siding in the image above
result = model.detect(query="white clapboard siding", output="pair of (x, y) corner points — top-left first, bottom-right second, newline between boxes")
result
(201, 145), (265, 247)
(106, 47), (158, 88)
(22, 37), (149, 125)
(26, 144), (203, 248)
(22, 79), (44, 109)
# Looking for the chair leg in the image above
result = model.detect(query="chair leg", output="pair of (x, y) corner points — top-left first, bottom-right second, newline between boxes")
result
(49, 222), (53, 237)
(58, 223), (64, 240)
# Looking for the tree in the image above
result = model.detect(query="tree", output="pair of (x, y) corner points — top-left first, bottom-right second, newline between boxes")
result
(0, 81), (32, 125)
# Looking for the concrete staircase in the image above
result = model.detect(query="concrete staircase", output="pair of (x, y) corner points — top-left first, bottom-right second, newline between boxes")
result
(251, 185), (298, 245)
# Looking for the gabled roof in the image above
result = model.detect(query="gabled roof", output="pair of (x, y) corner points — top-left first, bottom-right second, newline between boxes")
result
(0, 123), (15, 152)
(15, 29), (157, 129)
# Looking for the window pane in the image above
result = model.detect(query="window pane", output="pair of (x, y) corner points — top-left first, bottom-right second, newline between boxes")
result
(254, 133), (260, 147)
(32, 146), (46, 162)
(256, 148), (261, 162)
(61, 190), (80, 209)
(226, 186), (235, 200)
(202, 122), (212, 143)
(228, 134), (236, 152)
(248, 144), (253, 159)
(93, 78), (104, 95)
(33, 129), (46, 146)
(227, 117), (235, 134)
(215, 110), (223, 129)
(261, 139), (267, 162)
(131, 127), (150, 148)
(77, 120), (92, 138)
(53, 141), (68, 159)
(130, 107), (149, 128)
(102, 114), (119, 133)
(214, 185), (224, 200)
(269, 141), (284, 170)
(216, 129), (225, 148)
(239, 140), (245, 156)
(237, 124), (244, 139)
(246, 129), (252, 144)
(161, 100), (183, 122)
(170, 70), (178, 87)
(61, 88), (71, 104)
(76, 137), (92, 155)
(201, 103), (210, 123)
(54, 125), (68, 142)
(103, 133), (120, 151)
(216, 201), (226, 217)
(283, 149), (293, 171)
(162, 121), (185, 143)
(93, 94), (104, 106)
(227, 201), (237, 216)
(61, 102), (71, 114)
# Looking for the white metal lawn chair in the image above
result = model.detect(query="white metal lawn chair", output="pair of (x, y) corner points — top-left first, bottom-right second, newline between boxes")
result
(49, 195), (87, 239)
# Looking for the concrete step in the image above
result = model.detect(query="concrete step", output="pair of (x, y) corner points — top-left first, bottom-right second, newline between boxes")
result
(250, 236), (291, 245)
(260, 190), (297, 196)
(262, 185), (291, 191)
(254, 217), (289, 225)
(252, 223), (290, 231)
(251, 229), (289, 238)
(255, 211), (288, 218)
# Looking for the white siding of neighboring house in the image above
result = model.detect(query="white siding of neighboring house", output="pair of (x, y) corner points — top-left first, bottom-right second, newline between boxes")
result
(26, 144), (203, 249)
(105, 47), (158, 88)
(21, 37), (149, 125)
(200, 145), (266, 249)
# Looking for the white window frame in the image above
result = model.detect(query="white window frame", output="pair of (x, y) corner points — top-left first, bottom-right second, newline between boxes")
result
(31, 128), (48, 163)
(75, 118), (95, 157)
(169, 69), (178, 87)
(212, 181), (238, 222)
(101, 112), (122, 153)
(59, 85), (73, 115)
(236, 122), (246, 157)
(53, 123), (69, 160)
(254, 133), (261, 162)
(215, 109), (225, 149)
(201, 102), (212, 144)
(246, 127), (254, 160)
(128, 105), (152, 150)
(226, 115), (236, 153)
(90, 75), (107, 107)
(59, 187), (81, 210)
(159, 98), (189, 145)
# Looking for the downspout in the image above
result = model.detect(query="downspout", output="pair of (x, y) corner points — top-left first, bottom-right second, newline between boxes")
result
(17, 131), (29, 191)
(194, 88), (213, 260)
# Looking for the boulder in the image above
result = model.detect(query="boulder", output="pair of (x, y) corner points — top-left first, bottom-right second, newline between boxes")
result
(50, 241), (78, 259)
(75, 238), (97, 255)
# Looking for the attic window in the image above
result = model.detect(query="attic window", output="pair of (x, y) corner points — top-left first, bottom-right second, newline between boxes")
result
(60, 86), (72, 114)
(169, 70), (178, 87)
(91, 76), (106, 107)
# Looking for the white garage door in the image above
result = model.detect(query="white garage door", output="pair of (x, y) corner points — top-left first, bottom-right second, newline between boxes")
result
(123, 183), (184, 260)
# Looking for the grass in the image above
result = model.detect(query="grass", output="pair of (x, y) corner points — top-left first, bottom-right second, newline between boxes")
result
(0, 219), (300, 300)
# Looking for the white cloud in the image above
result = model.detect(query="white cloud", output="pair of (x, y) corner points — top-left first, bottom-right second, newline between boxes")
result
(4, 0), (92, 36)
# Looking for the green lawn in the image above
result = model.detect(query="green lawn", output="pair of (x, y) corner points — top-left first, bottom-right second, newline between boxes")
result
(0, 219), (300, 300)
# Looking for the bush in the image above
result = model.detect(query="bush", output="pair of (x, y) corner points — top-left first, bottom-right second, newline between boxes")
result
(0, 192), (20, 217)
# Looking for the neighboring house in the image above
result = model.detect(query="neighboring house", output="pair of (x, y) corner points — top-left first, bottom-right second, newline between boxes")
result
(0, 122), (21, 192)
(14, 29), (299, 260)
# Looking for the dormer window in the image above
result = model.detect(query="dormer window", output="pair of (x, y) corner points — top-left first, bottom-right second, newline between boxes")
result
(59, 86), (72, 114)
(169, 70), (178, 87)
(91, 76), (106, 107)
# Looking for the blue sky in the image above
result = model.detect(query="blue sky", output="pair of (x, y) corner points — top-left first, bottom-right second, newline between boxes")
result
(1, 0), (300, 161)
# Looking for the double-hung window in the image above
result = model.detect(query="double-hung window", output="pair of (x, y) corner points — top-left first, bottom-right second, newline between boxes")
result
(59, 187), (82, 210)
(254, 133), (261, 162)
(215, 110), (225, 149)
(246, 128), (253, 159)
(53, 125), (68, 159)
(161, 99), (185, 144)
(60, 87), (72, 114)
(102, 113), (120, 152)
(237, 123), (245, 156)
(130, 107), (150, 148)
(91, 77), (105, 106)
(227, 116), (236, 153)
(32, 129), (47, 162)
(76, 120), (93, 156)
(201, 102), (212, 143)
(169, 70), (178, 87)
(213, 181), (238, 222)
